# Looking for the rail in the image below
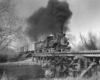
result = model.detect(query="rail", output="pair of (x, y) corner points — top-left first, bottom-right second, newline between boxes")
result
(32, 50), (100, 57)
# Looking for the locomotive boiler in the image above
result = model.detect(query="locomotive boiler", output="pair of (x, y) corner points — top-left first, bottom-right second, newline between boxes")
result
(35, 33), (71, 53)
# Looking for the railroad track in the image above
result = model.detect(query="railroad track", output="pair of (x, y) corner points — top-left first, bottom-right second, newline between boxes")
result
(32, 50), (100, 57)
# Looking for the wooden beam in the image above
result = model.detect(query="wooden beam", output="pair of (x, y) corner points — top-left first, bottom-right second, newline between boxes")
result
(80, 62), (95, 77)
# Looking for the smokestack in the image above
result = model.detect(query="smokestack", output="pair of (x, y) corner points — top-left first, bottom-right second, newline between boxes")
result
(26, 0), (72, 41)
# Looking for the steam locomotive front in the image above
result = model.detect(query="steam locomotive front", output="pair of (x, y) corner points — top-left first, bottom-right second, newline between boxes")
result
(60, 36), (71, 51)
(45, 33), (71, 52)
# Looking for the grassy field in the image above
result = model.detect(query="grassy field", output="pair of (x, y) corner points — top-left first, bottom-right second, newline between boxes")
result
(0, 75), (100, 80)
(0, 67), (100, 80)
(0, 69), (100, 80)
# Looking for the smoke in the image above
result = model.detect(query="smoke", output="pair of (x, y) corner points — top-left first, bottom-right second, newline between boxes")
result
(26, 0), (72, 41)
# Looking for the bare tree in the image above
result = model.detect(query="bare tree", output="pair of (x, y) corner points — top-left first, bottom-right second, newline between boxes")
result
(0, 0), (24, 54)
(78, 32), (98, 51)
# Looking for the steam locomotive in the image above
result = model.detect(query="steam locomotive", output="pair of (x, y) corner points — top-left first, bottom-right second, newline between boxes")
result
(35, 33), (71, 53)
(19, 33), (71, 53)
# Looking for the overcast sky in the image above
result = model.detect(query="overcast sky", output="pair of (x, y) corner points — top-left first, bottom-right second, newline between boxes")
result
(13, 0), (100, 41)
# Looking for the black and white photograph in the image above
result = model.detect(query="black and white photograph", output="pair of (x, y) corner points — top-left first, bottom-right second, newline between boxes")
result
(0, 0), (100, 80)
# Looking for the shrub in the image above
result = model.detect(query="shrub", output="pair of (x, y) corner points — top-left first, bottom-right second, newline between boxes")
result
(0, 54), (8, 63)
(77, 32), (99, 51)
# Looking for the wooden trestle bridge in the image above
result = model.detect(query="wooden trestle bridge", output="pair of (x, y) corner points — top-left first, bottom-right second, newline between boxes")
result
(0, 50), (100, 78)
(32, 50), (100, 77)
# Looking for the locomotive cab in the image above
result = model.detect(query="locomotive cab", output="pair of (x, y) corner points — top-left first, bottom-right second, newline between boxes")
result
(46, 35), (54, 41)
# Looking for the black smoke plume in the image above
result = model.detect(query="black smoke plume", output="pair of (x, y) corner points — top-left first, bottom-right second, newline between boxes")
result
(26, 0), (72, 41)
